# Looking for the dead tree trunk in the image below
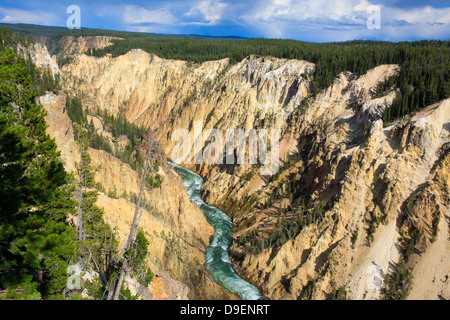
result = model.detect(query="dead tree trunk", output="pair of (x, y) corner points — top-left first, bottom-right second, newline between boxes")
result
(109, 132), (156, 300)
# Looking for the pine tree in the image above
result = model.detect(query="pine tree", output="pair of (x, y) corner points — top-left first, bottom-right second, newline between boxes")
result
(127, 230), (154, 286)
(0, 47), (77, 299)
(72, 123), (119, 297)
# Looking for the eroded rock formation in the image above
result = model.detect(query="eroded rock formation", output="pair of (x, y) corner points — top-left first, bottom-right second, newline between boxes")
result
(38, 44), (450, 300)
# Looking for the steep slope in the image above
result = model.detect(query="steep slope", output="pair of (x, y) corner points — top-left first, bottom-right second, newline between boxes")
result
(17, 42), (59, 75)
(33, 35), (122, 59)
(40, 91), (236, 300)
(59, 49), (449, 300)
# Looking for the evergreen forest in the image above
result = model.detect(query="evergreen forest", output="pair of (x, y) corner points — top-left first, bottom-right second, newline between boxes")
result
(0, 27), (153, 300)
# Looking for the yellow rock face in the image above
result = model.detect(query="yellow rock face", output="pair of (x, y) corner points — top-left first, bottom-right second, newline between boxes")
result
(56, 47), (449, 300)
(41, 92), (236, 300)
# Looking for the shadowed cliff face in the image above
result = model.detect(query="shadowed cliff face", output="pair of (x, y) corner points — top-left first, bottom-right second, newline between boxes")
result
(56, 47), (450, 300)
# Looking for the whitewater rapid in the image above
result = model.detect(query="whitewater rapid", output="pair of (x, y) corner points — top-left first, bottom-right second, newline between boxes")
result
(169, 162), (263, 300)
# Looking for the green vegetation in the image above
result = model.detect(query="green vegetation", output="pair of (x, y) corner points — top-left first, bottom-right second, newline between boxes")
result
(69, 115), (154, 300)
(382, 258), (413, 300)
(238, 155), (328, 255)
(65, 97), (148, 171)
(146, 173), (163, 189)
(0, 41), (76, 299)
(239, 198), (327, 255)
(73, 124), (119, 273)
(87, 38), (448, 123)
(126, 230), (154, 286)
(101, 110), (147, 147)
(1, 23), (447, 299)
(0, 27), (61, 95)
(403, 226), (423, 262)
(0, 22), (241, 43)
(0, 27), (153, 300)
(330, 286), (347, 300)
(351, 229), (359, 249)
(365, 209), (384, 247)
(0, 25), (34, 47)
(431, 209), (440, 243)
(3, 24), (448, 124)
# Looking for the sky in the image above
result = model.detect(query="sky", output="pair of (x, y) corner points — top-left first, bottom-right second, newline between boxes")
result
(0, 0), (449, 42)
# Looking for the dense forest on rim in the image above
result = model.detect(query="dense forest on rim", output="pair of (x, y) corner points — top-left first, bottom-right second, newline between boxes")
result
(0, 23), (448, 300)
(2, 23), (449, 124)
(0, 27), (153, 300)
(89, 38), (448, 123)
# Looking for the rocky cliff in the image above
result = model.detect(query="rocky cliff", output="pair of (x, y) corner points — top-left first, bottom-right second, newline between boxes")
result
(17, 42), (58, 76)
(56, 47), (449, 300)
(35, 35), (122, 59)
(40, 91), (236, 300)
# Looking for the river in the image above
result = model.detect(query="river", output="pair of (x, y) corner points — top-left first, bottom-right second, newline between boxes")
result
(168, 162), (263, 300)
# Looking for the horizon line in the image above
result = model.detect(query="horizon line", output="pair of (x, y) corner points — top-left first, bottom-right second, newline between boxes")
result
(0, 22), (448, 44)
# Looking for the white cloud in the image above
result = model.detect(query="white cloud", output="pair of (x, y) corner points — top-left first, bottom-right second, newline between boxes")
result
(353, 0), (373, 12)
(0, 7), (60, 25)
(386, 5), (450, 25)
(238, 0), (450, 40)
(243, 0), (370, 24)
(122, 5), (176, 26)
(94, 1), (449, 41)
(185, 0), (228, 25)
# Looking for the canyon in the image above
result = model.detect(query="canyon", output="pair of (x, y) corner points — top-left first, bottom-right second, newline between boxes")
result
(30, 35), (449, 300)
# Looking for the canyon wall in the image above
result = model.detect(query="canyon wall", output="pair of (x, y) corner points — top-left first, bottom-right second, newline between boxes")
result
(40, 90), (236, 300)
(56, 47), (450, 300)
(18, 42), (236, 299)
(34, 35), (122, 58)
